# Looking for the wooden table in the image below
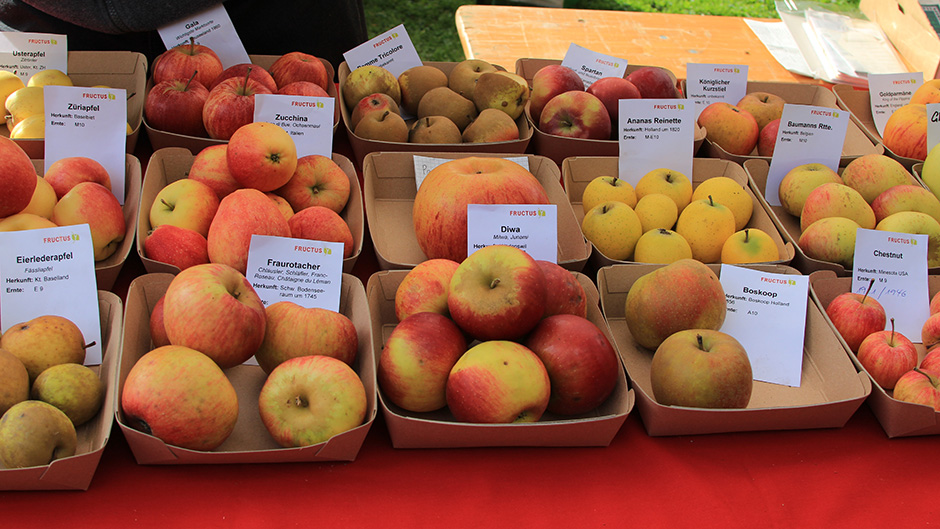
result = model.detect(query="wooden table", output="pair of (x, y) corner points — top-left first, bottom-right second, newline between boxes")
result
(455, 5), (823, 83)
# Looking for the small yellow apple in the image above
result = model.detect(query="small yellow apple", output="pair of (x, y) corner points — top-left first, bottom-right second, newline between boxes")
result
(634, 193), (678, 232)
(27, 69), (72, 87)
(720, 228), (780, 264)
(0, 70), (25, 109)
(20, 174), (57, 219)
(675, 195), (736, 263)
(798, 216), (860, 269)
(10, 113), (44, 139)
(581, 175), (637, 214)
(635, 168), (693, 213)
(0, 213), (57, 231)
(692, 176), (753, 230)
(633, 228), (693, 263)
(580, 201), (643, 260)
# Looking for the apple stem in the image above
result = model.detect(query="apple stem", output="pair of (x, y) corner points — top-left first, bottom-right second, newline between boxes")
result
(294, 395), (308, 408)
(708, 194), (715, 207)
(490, 278), (501, 289)
(189, 37), (196, 56)
(160, 198), (175, 212)
(696, 333), (704, 351)
(379, 110), (390, 122)
(241, 66), (252, 93)
(862, 278), (875, 304)
(744, 229), (750, 243)
(185, 70), (198, 91)
(889, 317), (896, 344)
(913, 367), (940, 385)
(82, 340), (97, 350)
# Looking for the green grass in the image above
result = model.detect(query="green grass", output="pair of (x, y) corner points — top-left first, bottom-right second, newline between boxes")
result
(362, 0), (861, 62)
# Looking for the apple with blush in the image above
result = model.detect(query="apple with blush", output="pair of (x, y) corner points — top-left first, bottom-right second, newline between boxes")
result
(882, 103), (928, 161)
(226, 121), (298, 192)
(798, 217), (861, 269)
(625, 66), (680, 98)
(871, 184), (940, 224)
(892, 367), (940, 410)
(152, 37), (223, 88)
(825, 279), (886, 353)
(276, 80), (329, 97)
(150, 294), (170, 348)
(585, 76), (640, 126)
(840, 153), (911, 204)
(777, 162), (843, 217)
(857, 318), (918, 390)
(187, 144), (242, 200)
(538, 90), (611, 140)
(144, 224), (209, 271)
(51, 182), (126, 261)
(394, 258), (460, 321)
(537, 260), (587, 318)
(268, 51), (329, 92)
(528, 64), (584, 125)
(144, 72), (209, 137)
(202, 73), (273, 140)
(757, 118), (780, 157)
(207, 188), (291, 274)
(266, 193), (294, 221)
(697, 101), (759, 156)
(349, 92), (400, 130)
(736, 91), (785, 130)
(149, 178), (220, 237)
(254, 301), (358, 374)
(0, 135), (37, 217)
(287, 205), (355, 259)
(650, 329), (753, 408)
(920, 347), (940, 372)
(209, 63), (277, 93)
(44, 156), (111, 198)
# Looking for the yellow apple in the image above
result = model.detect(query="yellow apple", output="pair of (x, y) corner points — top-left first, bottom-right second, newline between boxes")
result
(20, 174), (57, 219)
(0, 70), (25, 109)
(0, 213), (57, 231)
(720, 228), (780, 264)
(798, 216), (861, 269)
(875, 211), (940, 267)
(581, 175), (637, 214)
(799, 182), (876, 232)
(691, 176), (753, 230)
(635, 168), (693, 213)
(777, 162), (842, 217)
(634, 193), (678, 232)
(580, 200), (643, 260)
(27, 69), (72, 87)
(675, 195), (736, 263)
(633, 228), (693, 264)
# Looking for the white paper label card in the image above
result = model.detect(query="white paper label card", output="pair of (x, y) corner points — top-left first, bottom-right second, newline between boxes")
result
(413, 155), (530, 190)
(560, 43), (628, 88)
(764, 104), (848, 206)
(466, 204), (557, 261)
(617, 99), (694, 185)
(851, 228), (930, 340)
(245, 235), (343, 312)
(157, 4), (250, 68)
(43, 85), (127, 202)
(254, 94), (333, 157)
(0, 32), (68, 82)
(928, 103), (940, 155)
(867, 72), (923, 137)
(0, 225), (102, 364)
(342, 24), (422, 77)
(685, 63), (749, 118)
(719, 264), (808, 387)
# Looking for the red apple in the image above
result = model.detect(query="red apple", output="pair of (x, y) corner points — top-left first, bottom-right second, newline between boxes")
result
(536, 260), (587, 318)
(757, 118), (780, 157)
(538, 90), (611, 140)
(922, 311), (940, 349)
(275, 154), (350, 213)
(528, 64), (584, 125)
(857, 318), (918, 390)
(43, 156), (111, 198)
(0, 135), (38, 217)
(268, 51), (330, 92)
(144, 224), (210, 271)
(253, 301), (359, 374)
(446, 340), (551, 423)
(883, 103), (928, 161)
(121, 344), (238, 451)
(201, 73), (273, 140)
(152, 38), (223, 89)
(650, 329), (753, 408)
(162, 262), (267, 368)
(736, 91), (786, 130)
(394, 258), (461, 321)
(625, 66), (680, 98)
(585, 76), (641, 125)
(287, 205), (355, 258)
(187, 144), (243, 200)
(349, 92), (400, 130)
(412, 156), (549, 262)
(51, 182), (126, 261)
(226, 121), (298, 192)
(892, 367), (940, 410)
(524, 314), (620, 415)
(207, 188), (291, 274)
(209, 63), (277, 93)
(697, 101), (759, 155)
(825, 279), (887, 353)
(930, 290), (940, 315)
(377, 312), (467, 413)
(149, 295), (170, 348)
(144, 72), (209, 137)
(921, 347), (940, 372)
(276, 80), (329, 97)
(447, 244), (546, 341)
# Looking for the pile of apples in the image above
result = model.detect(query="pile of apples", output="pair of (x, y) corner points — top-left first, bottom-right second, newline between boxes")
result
(880, 79), (940, 161)
(826, 283), (940, 410)
(144, 39), (331, 140)
(342, 59), (523, 144)
(777, 153), (940, 269)
(123, 262), (366, 450)
(624, 259), (753, 409)
(0, 137), (126, 262)
(378, 244), (621, 423)
(697, 90), (786, 157)
(143, 120), (354, 273)
(579, 169), (779, 264)
(528, 63), (681, 141)
(0, 315), (104, 468)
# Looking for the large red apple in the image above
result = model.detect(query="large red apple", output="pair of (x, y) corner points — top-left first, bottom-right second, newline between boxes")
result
(206, 188), (291, 274)
(394, 258), (460, 321)
(377, 312), (467, 413)
(275, 154), (350, 213)
(287, 205), (355, 258)
(856, 318), (918, 390)
(152, 38), (223, 89)
(43, 156), (111, 198)
(51, 182), (126, 261)
(0, 135), (38, 217)
(209, 63), (277, 93)
(825, 279), (887, 353)
(538, 90), (611, 140)
(412, 156), (549, 262)
(447, 244), (546, 341)
(524, 314), (620, 415)
(143, 224), (209, 271)
(650, 329), (753, 408)
(201, 73), (273, 140)
(585, 76), (641, 125)
(226, 122), (298, 192)
(446, 340), (551, 423)
(144, 73), (209, 137)
(121, 344), (238, 451)
(253, 301), (358, 374)
(187, 144), (243, 200)
(697, 101), (759, 155)
(893, 368), (940, 410)
(537, 260), (587, 318)
(625, 66), (680, 98)
(268, 51), (330, 92)
(162, 263), (267, 368)
(528, 64), (585, 125)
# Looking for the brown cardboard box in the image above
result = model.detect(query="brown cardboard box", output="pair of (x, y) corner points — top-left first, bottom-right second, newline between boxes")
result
(809, 270), (940, 437)
(697, 81), (882, 166)
(30, 154), (141, 291)
(0, 291), (122, 490)
(744, 158), (933, 275)
(117, 272), (377, 464)
(4, 51), (147, 158)
(597, 263), (871, 436)
(338, 61), (533, 168)
(143, 55), (340, 153)
(832, 84), (921, 170)
(516, 58), (705, 165)
(362, 151), (591, 271)
(136, 147), (363, 275)
(367, 269), (633, 448)
(562, 156), (795, 269)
